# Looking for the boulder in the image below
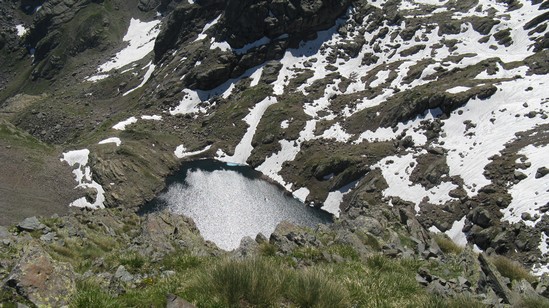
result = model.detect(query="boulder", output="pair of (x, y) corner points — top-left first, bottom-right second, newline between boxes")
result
(166, 293), (196, 308)
(468, 207), (493, 228)
(234, 236), (260, 258)
(114, 265), (134, 283)
(5, 243), (76, 307)
(536, 274), (549, 297)
(478, 253), (519, 305)
(134, 211), (213, 259)
(17, 217), (46, 232)
(536, 167), (549, 179)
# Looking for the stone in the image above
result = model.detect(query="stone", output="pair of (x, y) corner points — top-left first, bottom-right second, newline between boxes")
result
(426, 280), (453, 298)
(234, 236), (259, 258)
(536, 167), (549, 179)
(0, 226), (9, 239)
(166, 293), (196, 308)
(260, 61), (283, 84)
(514, 170), (528, 180)
(221, 0), (351, 48)
(416, 273), (429, 286)
(114, 265), (134, 283)
(535, 274), (549, 297)
(255, 232), (268, 244)
(17, 217), (46, 232)
(478, 253), (519, 305)
(512, 279), (542, 299)
(40, 232), (56, 242)
(383, 249), (399, 258)
(469, 207), (493, 228)
(427, 147), (445, 155)
(458, 276), (471, 287)
(349, 216), (384, 236)
(6, 242), (76, 307)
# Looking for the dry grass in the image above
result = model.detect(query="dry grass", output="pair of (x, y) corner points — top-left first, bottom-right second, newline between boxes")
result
(489, 255), (536, 283)
(434, 233), (464, 255)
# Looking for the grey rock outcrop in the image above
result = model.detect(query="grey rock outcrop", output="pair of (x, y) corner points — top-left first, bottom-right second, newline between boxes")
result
(5, 242), (76, 307)
(17, 217), (45, 232)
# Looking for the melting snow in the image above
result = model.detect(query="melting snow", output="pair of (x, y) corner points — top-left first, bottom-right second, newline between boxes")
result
(217, 97), (278, 165)
(123, 62), (156, 96)
(141, 115), (162, 121)
(322, 180), (360, 217)
(293, 187), (310, 202)
(97, 18), (161, 73)
(445, 217), (467, 246)
(375, 152), (458, 212)
(439, 74), (548, 196)
(15, 25), (27, 37)
(503, 144), (549, 227)
(60, 149), (105, 209)
(85, 74), (109, 82)
(174, 145), (212, 159)
(446, 86), (471, 94)
(112, 117), (138, 130)
(98, 137), (121, 147)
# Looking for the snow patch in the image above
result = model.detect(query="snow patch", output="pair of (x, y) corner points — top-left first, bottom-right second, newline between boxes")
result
(375, 152), (458, 212)
(174, 145), (212, 159)
(60, 149), (105, 209)
(503, 144), (549, 227)
(98, 137), (121, 147)
(439, 75), (548, 196)
(86, 74), (109, 82)
(123, 62), (156, 96)
(322, 180), (359, 217)
(15, 25), (28, 37)
(293, 187), (310, 202)
(257, 120), (316, 190)
(445, 217), (467, 247)
(141, 115), (162, 121)
(320, 123), (352, 142)
(446, 86), (470, 94)
(112, 117), (138, 130)
(217, 96), (278, 165)
(97, 18), (161, 73)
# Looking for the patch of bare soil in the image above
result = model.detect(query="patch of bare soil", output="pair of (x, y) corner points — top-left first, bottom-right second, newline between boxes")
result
(0, 140), (80, 226)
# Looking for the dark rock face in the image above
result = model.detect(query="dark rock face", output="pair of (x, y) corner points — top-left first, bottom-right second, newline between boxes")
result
(220, 0), (352, 48)
(26, 0), (92, 61)
(153, 0), (352, 90)
(154, 1), (225, 62)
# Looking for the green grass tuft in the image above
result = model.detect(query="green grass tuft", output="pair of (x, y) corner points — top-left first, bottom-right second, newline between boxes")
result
(287, 268), (349, 307)
(70, 281), (116, 308)
(194, 258), (284, 307)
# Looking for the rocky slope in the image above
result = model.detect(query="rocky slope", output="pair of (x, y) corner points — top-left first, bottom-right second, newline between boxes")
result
(0, 0), (548, 306)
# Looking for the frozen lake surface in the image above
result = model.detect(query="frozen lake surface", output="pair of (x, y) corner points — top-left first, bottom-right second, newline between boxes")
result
(143, 160), (332, 250)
